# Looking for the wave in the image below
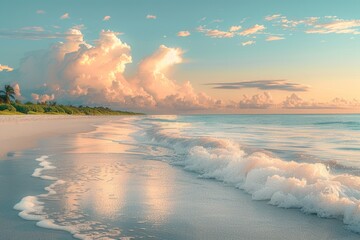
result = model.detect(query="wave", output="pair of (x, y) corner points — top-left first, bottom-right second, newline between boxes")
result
(13, 156), (92, 240)
(140, 121), (360, 233)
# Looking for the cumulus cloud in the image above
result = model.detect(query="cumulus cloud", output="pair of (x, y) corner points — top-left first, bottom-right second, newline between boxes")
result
(242, 40), (255, 46)
(282, 94), (360, 109)
(103, 16), (111, 21)
(0, 64), (13, 72)
(177, 31), (190, 37)
(60, 13), (70, 20)
(239, 92), (274, 109)
(146, 15), (157, 19)
(266, 36), (285, 41)
(239, 24), (265, 36)
(31, 93), (55, 103)
(207, 80), (309, 92)
(2, 29), (219, 113)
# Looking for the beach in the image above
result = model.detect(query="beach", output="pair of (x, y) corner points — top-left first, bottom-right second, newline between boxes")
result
(1, 115), (360, 239)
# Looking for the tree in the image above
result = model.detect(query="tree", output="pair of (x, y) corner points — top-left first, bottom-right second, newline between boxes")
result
(0, 85), (16, 104)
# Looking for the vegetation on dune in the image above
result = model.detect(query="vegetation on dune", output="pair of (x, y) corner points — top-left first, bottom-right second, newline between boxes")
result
(0, 85), (142, 115)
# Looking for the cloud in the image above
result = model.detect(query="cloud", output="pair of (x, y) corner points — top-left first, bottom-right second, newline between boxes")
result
(266, 36), (285, 41)
(21, 26), (44, 32)
(103, 16), (111, 21)
(229, 25), (242, 32)
(265, 14), (281, 21)
(239, 24), (265, 36)
(282, 94), (360, 109)
(239, 92), (274, 109)
(306, 19), (360, 34)
(31, 93), (55, 103)
(207, 80), (309, 92)
(177, 31), (190, 37)
(0, 64), (13, 72)
(60, 13), (70, 20)
(241, 40), (255, 46)
(146, 15), (157, 19)
(36, 10), (45, 14)
(197, 26), (236, 38)
(3, 29), (219, 113)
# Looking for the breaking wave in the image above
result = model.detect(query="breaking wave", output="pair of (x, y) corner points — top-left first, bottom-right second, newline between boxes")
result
(139, 120), (360, 233)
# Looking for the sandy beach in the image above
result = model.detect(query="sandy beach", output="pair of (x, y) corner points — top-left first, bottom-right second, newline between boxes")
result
(1, 115), (360, 239)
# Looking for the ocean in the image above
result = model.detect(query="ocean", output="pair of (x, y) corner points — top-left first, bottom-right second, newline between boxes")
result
(4, 114), (360, 239)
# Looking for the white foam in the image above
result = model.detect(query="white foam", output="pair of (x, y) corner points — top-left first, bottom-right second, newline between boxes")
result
(143, 123), (360, 233)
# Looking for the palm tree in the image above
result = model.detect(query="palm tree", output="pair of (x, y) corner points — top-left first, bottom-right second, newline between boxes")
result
(0, 85), (16, 104)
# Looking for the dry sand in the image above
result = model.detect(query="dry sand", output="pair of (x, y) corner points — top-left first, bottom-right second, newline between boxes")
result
(0, 115), (114, 159)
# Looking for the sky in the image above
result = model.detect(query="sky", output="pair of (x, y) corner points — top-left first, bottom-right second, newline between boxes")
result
(0, 0), (359, 113)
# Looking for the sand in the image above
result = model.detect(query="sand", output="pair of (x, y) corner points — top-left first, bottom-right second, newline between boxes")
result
(0, 115), (112, 159)
(1, 115), (360, 239)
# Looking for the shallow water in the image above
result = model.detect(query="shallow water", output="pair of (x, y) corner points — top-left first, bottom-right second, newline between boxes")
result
(3, 114), (360, 239)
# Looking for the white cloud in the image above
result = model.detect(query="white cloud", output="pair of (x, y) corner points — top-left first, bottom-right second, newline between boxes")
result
(146, 15), (157, 19)
(242, 40), (255, 46)
(239, 24), (265, 36)
(266, 36), (285, 41)
(60, 13), (70, 20)
(103, 16), (111, 21)
(177, 31), (190, 37)
(36, 10), (45, 14)
(0, 64), (13, 72)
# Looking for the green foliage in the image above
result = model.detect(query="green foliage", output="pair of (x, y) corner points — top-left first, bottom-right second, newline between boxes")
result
(0, 104), (16, 112)
(0, 101), (142, 115)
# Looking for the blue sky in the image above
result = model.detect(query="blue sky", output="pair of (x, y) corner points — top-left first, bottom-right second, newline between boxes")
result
(0, 0), (360, 113)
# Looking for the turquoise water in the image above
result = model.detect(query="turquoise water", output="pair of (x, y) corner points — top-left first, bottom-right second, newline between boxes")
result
(7, 114), (360, 239)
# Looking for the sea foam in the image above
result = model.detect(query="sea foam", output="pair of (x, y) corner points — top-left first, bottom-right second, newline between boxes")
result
(142, 122), (360, 233)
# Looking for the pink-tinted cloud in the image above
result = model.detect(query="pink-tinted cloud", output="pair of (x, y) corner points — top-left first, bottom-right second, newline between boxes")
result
(266, 36), (285, 41)
(103, 16), (111, 21)
(229, 25), (241, 32)
(6, 29), (218, 113)
(242, 40), (255, 46)
(146, 15), (157, 19)
(239, 92), (274, 109)
(177, 31), (190, 37)
(36, 10), (45, 14)
(265, 14), (281, 21)
(239, 24), (265, 36)
(282, 94), (360, 109)
(0, 64), (13, 72)
(197, 26), (235, 38)
(60, 13), (70, 20)
(306, 19), (360, 34)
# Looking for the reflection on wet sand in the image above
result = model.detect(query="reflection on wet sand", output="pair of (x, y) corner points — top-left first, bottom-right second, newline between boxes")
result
(43, 119), (176, 238)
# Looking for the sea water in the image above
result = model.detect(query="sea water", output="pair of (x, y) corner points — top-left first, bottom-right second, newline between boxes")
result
(11, 114), (360, 239)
